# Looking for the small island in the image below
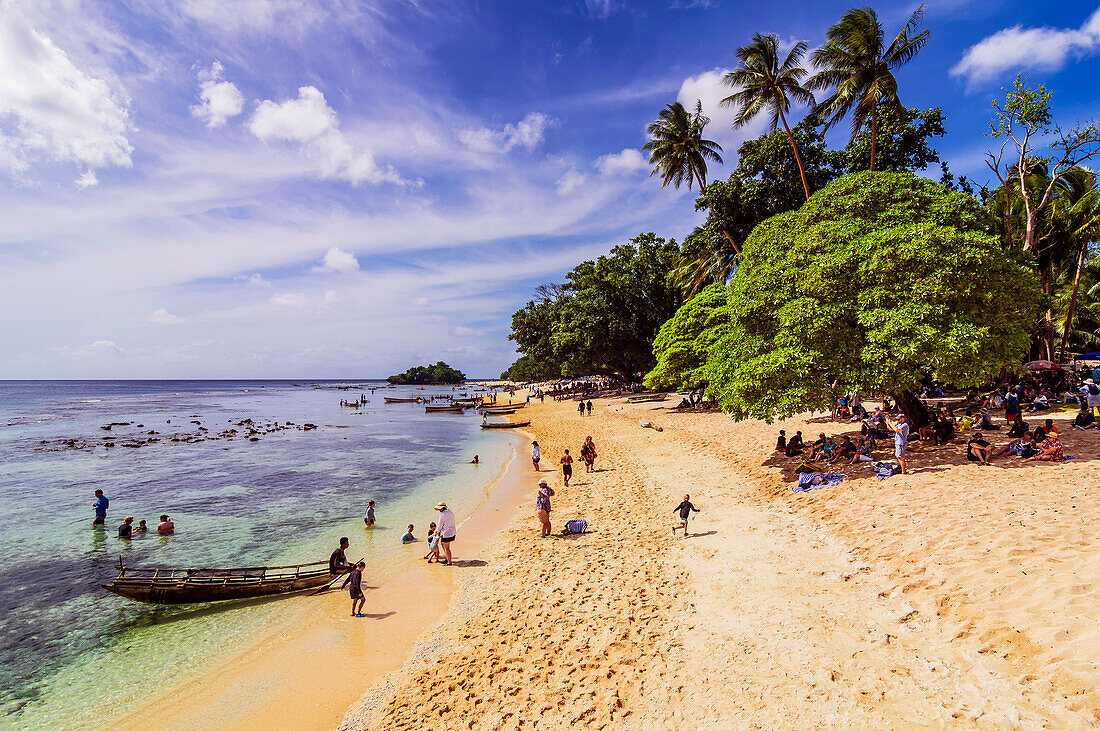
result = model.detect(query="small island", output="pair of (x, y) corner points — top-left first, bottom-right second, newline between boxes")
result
(387, 361), (466, 385)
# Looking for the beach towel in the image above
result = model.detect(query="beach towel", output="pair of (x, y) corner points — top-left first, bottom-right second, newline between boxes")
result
(794, 473), (844, 492)
(564, 519), (588, 534)
(872, 462), (899, 481)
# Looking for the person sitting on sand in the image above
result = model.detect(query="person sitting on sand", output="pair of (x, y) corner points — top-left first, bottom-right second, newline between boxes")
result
(784, 430), (803, 457)
(829, 436), (857, 463)
(978, 410), (1000, 431)
(1026, 393), (1050, 412)
(672, 494), (700, 537)
(118, 516), (134, 539)
(958, 408), (975, 432)
(1026, 436), (1064, 462)
(401, 524), (415, 543)
(996, 431), (1039, 459)
(364, 500), (376, 526)
(1006, 413), (1028, 438)
(966, 432), (993, 465)
(849, 437), (873, 464)
(157, 514), (174, 535)
(535, 479), (555, 537)
(330, 537), (353, 574)
(1072, 405), (1097, 429)
(807, 433), (828, 461)
(342, 561), (367, 617)
(776, 430), (786, 452)
(1033, 419), (1057, 443)
(561, 449), (574, 486)
(135, 519), (148, 534)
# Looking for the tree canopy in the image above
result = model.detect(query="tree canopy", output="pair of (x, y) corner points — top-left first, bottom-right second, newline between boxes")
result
(644, 283), (730, 390)
(504, 234), (683, 381)
(703, 171), (1038, 423)
(388, 361), (466, 384)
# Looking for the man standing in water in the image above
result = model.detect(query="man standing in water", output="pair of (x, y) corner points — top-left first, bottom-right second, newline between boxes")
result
(434, 502), (456, 566)
(364, 500), (376, 526)
(92, 489), (108, 527)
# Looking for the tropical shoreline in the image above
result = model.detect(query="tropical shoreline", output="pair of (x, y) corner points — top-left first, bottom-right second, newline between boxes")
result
(340, 391), (1099, 727)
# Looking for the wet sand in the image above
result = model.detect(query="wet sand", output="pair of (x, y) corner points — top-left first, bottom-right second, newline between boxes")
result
(341, 394), (1099, 728)
(111, 434), (532, 731)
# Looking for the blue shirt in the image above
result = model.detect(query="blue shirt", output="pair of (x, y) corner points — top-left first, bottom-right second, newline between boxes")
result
(894, 423), (909, 447)
(401, 531), (415, 543)
(94, 496), (109, 517)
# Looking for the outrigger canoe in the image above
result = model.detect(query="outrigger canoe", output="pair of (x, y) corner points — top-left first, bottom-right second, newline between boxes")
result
(480, 421), (531, 429)
(102, 559), (340, 604)
(384, 397), (420, 403)
(480, 402), (525, 410)
(425, 405), (464, 413)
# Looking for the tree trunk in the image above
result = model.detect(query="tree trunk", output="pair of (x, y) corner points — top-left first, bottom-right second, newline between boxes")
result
(891, 389), (930, 430)
(1059, 237), (1090, 362)
(694, 168), (741, 257)
(778, 109), (811, 201)
(1003, 184), (1014, 247)
(869, 106), (877, 172)
(1039, 262), (1055, 360)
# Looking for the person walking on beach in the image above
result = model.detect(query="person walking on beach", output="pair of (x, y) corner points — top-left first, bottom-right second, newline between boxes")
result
(672, 494), (700, 537)
(578, 401), (585, 417)
(560, 449), (574, 486)
(92, 489), (108, 527)
(434, 502), (456, 566)
(330, 537), (353, 574)
(535, 478), (555, 537)
(342, 561), (366, 617)
(531, 441), (541, 472)
(581, 437), (597, 472)
(586, 400), (593, 416)
(364, 500), (376, 526)
(892, 414), (909, 474)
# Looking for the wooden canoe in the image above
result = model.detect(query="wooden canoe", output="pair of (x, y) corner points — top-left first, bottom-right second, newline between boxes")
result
(425, 405), (464, 413)
(102, 560), (340, 604)
(480, 402), (526, 410)
(481, 421), (531, 429)
(384, 397), (419, 403)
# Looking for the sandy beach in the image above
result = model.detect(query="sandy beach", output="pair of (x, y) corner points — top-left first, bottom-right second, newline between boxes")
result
(341, 393), (1099, 728)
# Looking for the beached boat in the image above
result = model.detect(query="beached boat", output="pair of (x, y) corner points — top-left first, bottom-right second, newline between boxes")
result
(384, 396), (420, 403)
(626, 394), (668, 403)
(480, 402), (525, 410)
(425, 405), (464, 413)
(102, 560), (339, 604)
(479, 407), (518, 414)
(480, 421), (531, 429)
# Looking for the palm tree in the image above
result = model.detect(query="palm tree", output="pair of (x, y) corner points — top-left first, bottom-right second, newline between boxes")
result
(809, 5), (929, 171)
(721, 33), (815, 201)
(643, 100), (724, 192)
(1051, 167), (1100, 360)
(644, 101), (740, 257)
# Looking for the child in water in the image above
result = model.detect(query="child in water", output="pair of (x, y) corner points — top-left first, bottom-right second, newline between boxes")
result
(401, 524), (415, 543)
(342, 561), (366, 617)
(364, 500), (375, 526)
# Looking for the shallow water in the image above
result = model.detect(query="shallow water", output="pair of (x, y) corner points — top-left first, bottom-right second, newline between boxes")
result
(0, 380), (510, 728)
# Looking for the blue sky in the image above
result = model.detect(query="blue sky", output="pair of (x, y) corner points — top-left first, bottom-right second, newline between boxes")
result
(1, 0), (1098, 378)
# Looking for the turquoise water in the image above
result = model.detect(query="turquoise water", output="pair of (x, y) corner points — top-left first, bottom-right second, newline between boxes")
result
(0, 381), (512, 728)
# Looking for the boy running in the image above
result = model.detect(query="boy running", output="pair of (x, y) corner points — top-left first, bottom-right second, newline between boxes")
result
(672, 494), (700, 537)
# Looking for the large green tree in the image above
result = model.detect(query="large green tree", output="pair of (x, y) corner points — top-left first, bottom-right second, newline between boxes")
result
(722, 33), (816, 200)
(703, 171), (1038, 427)
(809, 5), (930, 171)
(645, 283), (730, 390)
(504, 234), (684, 382)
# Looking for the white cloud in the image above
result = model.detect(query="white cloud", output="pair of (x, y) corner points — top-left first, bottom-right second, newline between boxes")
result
(321, 289), (338, 308)
(147, 308), (184, 325)
(88, 340), (124, 356)
(269, 292), (307, 308)
(0, 8), (133, 176)
(676, 67), (781, 170)
(313, 246), (359, 273)
(557, 169), (587, 195)
(459, 112), (555, 154)
(191, 61), (244, 128)
(952, 7), (1100, 85)
(413, 296), (430, 306)
(236, 272), (271, 287)
(249, 86), (406, 185)
(584, 0), (619, 19)
(75, 170), (98, 188)
(596, 147), (648, 176)
(451, 325), (484, 337)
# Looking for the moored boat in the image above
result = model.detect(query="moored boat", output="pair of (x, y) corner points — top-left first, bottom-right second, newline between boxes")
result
(425, 405), (464, 413)
(384, 396), (420, 403)
(102, 560), (340, 604)
(480, 420), (531, 429)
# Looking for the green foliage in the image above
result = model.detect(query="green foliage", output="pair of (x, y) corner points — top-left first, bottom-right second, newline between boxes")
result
(507, 234), (684, 381)
(500, 354), (560, 382)
(388, 361), (466, 384)
(704, 171), (1039, 422)
(845, 105), (946, 173)
(645, 284), (730, 390)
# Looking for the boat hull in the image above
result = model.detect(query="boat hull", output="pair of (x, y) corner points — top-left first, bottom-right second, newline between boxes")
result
(102, 562), (339, 605)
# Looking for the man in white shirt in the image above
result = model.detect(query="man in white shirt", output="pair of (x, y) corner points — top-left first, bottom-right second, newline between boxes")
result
(434, 502), (456, 566)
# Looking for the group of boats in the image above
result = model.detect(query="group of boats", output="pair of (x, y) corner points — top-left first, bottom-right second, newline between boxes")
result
(383, 394), (528, 426)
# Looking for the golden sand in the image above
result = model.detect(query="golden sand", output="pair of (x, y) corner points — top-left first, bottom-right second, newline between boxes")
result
(342, 395), (1099, 727)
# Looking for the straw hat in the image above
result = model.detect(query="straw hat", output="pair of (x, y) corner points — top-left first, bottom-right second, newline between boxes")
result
(537, 478), (548, 486)
(1085, 379), (1096, 385)
(434, 502), (447, 510)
